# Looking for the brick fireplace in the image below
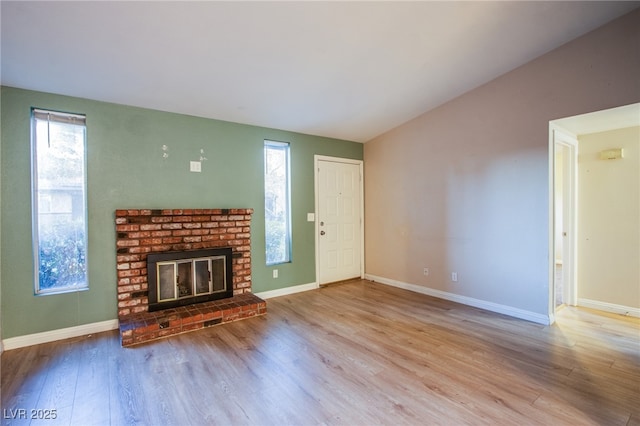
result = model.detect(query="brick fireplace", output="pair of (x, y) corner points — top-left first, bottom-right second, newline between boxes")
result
(115, 208), (266, 346)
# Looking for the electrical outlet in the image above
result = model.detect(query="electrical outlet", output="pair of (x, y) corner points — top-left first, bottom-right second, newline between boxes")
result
(423, 268), (429, 276)
(451, 272), (458, 282)
(273, 269), (278, 278)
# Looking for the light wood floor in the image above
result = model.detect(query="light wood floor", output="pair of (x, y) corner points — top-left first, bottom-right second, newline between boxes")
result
(2, 280), (639, 425)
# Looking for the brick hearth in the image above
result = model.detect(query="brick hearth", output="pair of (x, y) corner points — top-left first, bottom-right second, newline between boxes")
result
(119, 293), (266, 346)
(114, 208), (266, 346)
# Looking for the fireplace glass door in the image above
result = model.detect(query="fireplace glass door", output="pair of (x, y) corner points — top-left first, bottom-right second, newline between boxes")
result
(147, 247), (234, 311)
(156, 256), (226, 303)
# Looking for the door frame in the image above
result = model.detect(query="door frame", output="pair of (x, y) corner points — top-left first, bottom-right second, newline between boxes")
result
(548, 124), (578, 323)
(314, 155), (364, 287)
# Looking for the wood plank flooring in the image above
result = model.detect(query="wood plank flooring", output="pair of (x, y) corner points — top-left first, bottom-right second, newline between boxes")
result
(2, 279), (639, 425)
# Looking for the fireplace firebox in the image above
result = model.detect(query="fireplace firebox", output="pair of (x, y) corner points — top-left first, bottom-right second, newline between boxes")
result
(147, 247), (233, 312)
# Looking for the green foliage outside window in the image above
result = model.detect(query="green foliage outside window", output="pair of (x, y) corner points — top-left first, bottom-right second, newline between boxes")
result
(38, 218), (86, 290)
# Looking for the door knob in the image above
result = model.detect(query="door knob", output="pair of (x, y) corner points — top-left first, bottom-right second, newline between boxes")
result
(320, 231), (326, 236)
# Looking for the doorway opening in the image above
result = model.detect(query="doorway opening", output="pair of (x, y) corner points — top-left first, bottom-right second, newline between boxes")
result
(548, 103), (640, 323)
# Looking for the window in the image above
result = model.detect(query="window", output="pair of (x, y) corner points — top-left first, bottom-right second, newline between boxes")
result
(31, 109), (88, 294)
(264, 140), (291, 265)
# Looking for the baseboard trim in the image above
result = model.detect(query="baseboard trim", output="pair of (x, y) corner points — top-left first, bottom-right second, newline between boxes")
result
(2, 283), (320, 350)
(578, 298), (640, 318)
(2, 277), (561, 350)
(2, 319), (120, 351)
(365, 274), (550, 325)
(255, 282), (318, 300)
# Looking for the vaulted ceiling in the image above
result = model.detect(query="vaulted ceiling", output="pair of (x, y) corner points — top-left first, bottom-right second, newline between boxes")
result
(2, 1), (638, 142)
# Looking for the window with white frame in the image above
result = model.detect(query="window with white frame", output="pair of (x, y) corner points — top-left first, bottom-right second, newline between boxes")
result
(31, 108), (88, 294)
(264, 140), (291, 265)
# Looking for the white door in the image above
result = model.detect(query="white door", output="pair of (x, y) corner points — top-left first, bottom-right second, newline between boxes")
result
(553, 128), (578, 309)
(316, 158), (363, 285)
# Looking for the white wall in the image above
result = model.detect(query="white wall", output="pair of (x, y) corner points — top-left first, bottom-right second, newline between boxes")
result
(578, 126), (639, 309)
(364, 10), (640, 319)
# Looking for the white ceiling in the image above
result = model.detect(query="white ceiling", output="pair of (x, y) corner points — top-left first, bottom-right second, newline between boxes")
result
(553, 103), (640, 136)
(2, 1), (638, 143)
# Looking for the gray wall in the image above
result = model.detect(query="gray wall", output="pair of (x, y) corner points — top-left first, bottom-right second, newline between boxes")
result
(364, 10), (640, 319)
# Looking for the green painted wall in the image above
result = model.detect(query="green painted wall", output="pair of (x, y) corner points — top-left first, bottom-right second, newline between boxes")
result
(0, 86), (363, 339)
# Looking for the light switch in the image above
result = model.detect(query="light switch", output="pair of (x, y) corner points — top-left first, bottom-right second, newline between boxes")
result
(307, 213), (315, 222)
(190, 161), (202, 172)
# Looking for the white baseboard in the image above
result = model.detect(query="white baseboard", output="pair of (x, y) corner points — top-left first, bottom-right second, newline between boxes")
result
(2, 319), (120, 351)
(365, 273), (551, 325)
(2, 283), (320, 350)
(255, 282), (318, 300)
(578, 298), (640, 318)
